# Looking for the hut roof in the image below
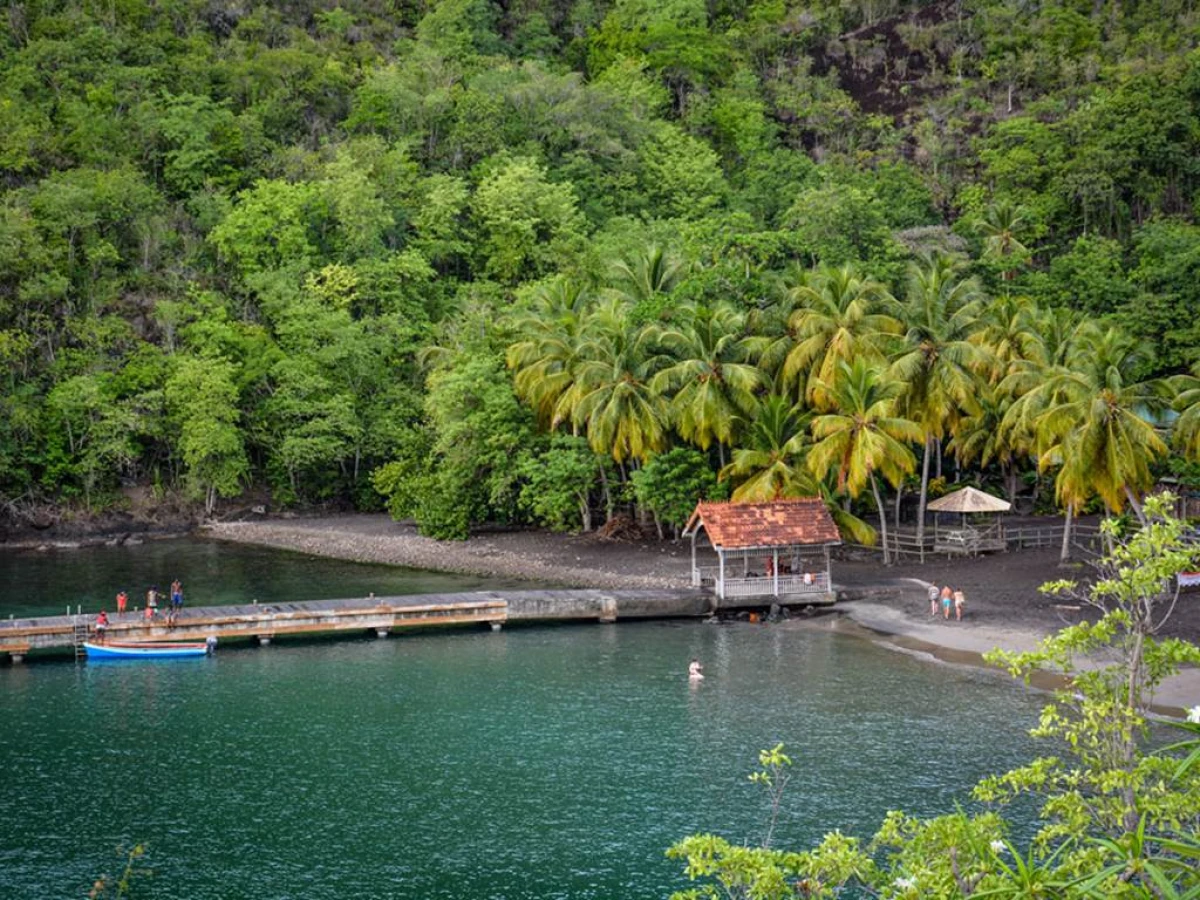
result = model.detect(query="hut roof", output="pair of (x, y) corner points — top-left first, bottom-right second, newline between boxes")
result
(927, 486), (1011, 513)
(684, 498), (841, 549)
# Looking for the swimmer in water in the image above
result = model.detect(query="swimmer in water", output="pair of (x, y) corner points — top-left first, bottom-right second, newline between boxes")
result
(688, 658), (704, 680)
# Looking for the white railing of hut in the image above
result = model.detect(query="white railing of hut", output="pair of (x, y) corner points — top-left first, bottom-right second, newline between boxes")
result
(719, 573), (831, 598)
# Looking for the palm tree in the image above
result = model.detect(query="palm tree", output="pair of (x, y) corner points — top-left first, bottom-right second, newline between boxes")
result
(974, 199), (1031, 281)
(608, 245), (686, 307)
(1169, 361), (1200, 462)
(719, 394), (816, 501)
(1031, 327), (1170, 526)
(554, 299), (671, 464)
(506, 278), (594, 427)
(974, 293), (1042, 383)
(719, 392), (878, 543)
(947, 384), (1025, 504)
(807, 360), (923, 563)
(998, 314), (1100, 560)
(779, 264), (899, 409)
(745, 262), (820, 390)
(649, 303), (764, 465)
(887, 253), (991, 556)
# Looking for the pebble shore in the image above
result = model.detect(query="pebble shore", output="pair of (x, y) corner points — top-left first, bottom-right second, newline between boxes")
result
(203, 520), (691, 591)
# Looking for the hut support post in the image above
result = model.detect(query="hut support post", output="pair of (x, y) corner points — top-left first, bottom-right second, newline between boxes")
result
(772, 549), (779, 597)
(717, 550), (726, 601)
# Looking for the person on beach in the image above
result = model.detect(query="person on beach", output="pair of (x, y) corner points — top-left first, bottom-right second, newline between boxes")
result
(954, 589), (966, 621)
(116, 590), (128, 615)
(95, 611), (109, 643)
(928, 584), (940, 616)
(941, 586), (953, 620)
(688, 658), (704, 680)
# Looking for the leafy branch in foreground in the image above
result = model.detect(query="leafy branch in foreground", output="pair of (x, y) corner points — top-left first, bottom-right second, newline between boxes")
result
(88, 844), (148, 899)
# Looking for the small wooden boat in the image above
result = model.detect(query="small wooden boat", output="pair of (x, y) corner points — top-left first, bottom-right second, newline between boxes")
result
(84, 639), (216, 660)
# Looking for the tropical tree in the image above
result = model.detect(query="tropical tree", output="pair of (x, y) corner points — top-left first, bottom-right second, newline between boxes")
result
(974, 292), (1042, 383)
(649, 303), (763, 465)
(1169, 361), (1200, 462)
(887, 253), (991, 553)
(607, 245), (686, 322)
(719, 394), (815, 501)
(807, 359), (923, 564)
(973, 198), (1032, 281)
(947, 384), (1024, 504)
(778, 263), (899, 409)
(165, 356), (248, 516)
(1029, 327), (1169, 526)
(506, 278), (595, 426)
(554, 299), (671, 464)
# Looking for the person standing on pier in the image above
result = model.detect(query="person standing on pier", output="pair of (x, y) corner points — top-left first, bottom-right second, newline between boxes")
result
(95, 611), (109, 643)
(146, 586), (158, 619)
(170, 580), (184, 614)
(116, 590), (128, 616)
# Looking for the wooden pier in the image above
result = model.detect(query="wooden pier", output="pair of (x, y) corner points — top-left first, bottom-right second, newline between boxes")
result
(0, 588), (719, 663)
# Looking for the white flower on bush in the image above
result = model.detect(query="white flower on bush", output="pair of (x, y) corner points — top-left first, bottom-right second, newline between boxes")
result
(1187, 705), (1200, 724)
(990, 840), (1008, 854)
(893, 876), (916, 890)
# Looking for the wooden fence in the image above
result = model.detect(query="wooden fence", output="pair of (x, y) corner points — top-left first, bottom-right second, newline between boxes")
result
(848, 523), (1104, 561)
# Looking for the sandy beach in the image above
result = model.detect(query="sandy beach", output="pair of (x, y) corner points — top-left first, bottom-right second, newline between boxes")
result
(203, 514), (1200, 713)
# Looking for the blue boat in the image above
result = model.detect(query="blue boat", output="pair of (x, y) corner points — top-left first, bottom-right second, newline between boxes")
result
(84, 638), (216, 660)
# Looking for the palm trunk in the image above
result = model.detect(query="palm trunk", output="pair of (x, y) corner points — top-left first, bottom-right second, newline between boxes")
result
(1123, 485), (1147, 527)
(579, 492), (592, 532)
(598, 463), (614, 523)
(894, 482), (903, 530)
(871, 474), (891, 566)
(1059, 500), (1073, 564)
(917, 436), (933, 562)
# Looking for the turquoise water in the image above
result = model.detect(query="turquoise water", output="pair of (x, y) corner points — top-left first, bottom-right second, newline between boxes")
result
(0, 537), (534, 620)
(0, 607), (1044, 898)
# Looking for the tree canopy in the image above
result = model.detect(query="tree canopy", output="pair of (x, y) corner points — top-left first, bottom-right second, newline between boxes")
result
(5, 0), (1200, 538)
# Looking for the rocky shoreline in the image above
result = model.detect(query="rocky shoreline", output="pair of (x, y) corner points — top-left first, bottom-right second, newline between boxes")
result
(202, 518), (694, 591)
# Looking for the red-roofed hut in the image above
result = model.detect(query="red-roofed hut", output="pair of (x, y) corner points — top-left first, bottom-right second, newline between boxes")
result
(683, 499), (841, 604)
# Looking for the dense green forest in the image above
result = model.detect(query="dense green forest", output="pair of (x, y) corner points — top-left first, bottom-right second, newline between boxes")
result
(5, 0), (1200, 537)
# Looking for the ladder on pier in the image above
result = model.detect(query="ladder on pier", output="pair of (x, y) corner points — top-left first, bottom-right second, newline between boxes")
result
(72, 617), (89, 660)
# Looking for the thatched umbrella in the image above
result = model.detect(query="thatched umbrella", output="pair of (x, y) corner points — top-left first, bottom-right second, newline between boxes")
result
(927, 487), (1011, 514)
(928, 487), (1011, 554)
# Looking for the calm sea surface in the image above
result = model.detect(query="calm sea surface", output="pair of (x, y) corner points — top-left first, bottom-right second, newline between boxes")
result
(0, 541), (1044, 899)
